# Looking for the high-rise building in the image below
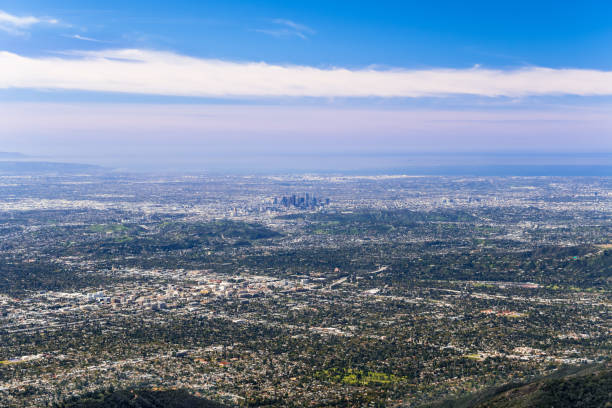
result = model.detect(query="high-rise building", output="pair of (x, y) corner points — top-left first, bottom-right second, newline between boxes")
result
(275, 194), (329, 209)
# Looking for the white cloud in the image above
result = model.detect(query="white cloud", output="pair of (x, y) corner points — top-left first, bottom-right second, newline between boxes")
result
(253, 28), (307, 39)
(2, 48), (612, 98)
(272, 18), (315, 34)
(66, 34), (108, 43)
(0, 10), (58, 35)
(255, 18), (314, 39)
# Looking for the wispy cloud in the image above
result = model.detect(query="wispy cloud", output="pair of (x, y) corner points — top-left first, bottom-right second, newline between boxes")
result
(65, 34), (109, 43)
(254, 18), (315, 39)
(0, 10), (58, 36)
(2, 49), (612, 98)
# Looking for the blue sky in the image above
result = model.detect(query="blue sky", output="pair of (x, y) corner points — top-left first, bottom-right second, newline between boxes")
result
(0, 1), (611, 171)
(3, 0), (612, 68)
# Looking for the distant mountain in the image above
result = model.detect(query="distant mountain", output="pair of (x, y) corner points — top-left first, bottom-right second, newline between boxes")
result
(424, 364), (611, 408)
(0, 151), (27, 159)
(0, 161), (104, 174)
(55, 388), (229, 408)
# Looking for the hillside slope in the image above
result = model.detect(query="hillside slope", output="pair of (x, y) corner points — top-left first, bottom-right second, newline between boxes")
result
(425, 364), (611, 408)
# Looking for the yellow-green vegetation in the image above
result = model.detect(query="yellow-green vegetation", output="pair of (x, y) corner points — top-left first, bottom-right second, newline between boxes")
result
(316, 368), (405, 386)
(546, 284), (586, 292)
(1, 360), (20, 365)
(463, 354), (485, 361)
(472, 282), (496, 288)
(497, 311), (527, 318)
(89, 224), (128, 233)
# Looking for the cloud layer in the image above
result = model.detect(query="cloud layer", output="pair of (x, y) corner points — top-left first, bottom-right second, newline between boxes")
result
(2, 49), (612, 98)
(1, 102), (609, 171)
(2, 102), (610, 149)
(0, 10), (57, 35)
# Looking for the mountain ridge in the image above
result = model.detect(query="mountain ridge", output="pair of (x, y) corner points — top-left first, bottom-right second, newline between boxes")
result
(423, 364), (611, 408)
